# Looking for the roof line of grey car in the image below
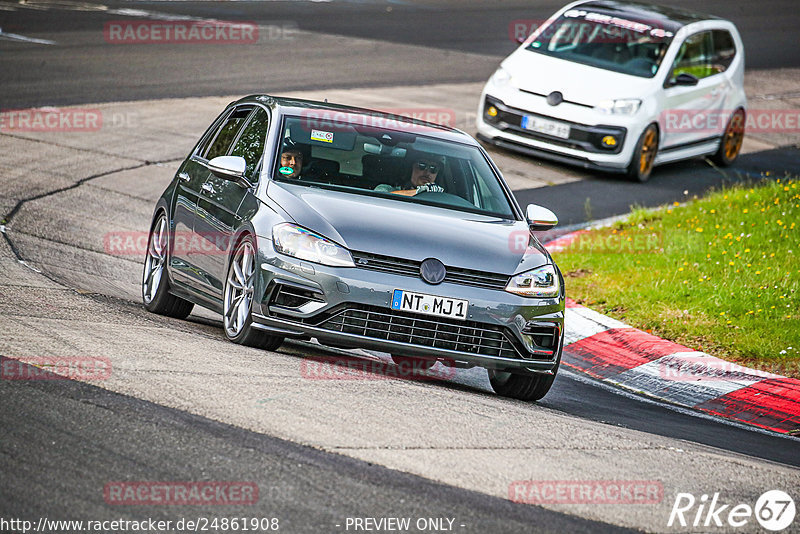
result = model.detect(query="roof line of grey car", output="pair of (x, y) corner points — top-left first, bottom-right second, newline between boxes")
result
(231, 94), (464, 136)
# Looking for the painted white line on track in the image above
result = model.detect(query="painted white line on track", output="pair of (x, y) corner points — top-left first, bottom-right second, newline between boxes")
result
(0, 29), (57, 45)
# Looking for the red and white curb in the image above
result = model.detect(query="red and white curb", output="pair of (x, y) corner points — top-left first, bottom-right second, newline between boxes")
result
(547, 233), (800, 435)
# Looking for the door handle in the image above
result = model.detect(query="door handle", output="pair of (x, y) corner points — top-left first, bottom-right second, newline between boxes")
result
(201, 182), (215, 194)
(178, 172), (191, 182)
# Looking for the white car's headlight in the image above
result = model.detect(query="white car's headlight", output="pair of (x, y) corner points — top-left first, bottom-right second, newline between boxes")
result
(595, 99), (641, 115)
(272, 223), (354, 267)
(490, 67), (514, 87)
(505, 264), (560, 298)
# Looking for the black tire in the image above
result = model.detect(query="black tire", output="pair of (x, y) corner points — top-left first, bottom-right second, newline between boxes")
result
(489, 363), (559, 401)
(627, 123), (659, 183)
(391, 355), (436, 371)
(223, 235), (284, 351)
(142, 212), (194, 319)
(711, 109), (745, 167)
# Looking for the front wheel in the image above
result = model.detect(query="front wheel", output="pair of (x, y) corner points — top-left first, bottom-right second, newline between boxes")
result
(627, 124), (659, 182)
(142, 212), (194, 319)
(223, 236), (284, 351)
(488, 368), (557, 401)
(711, 109), (745, 166)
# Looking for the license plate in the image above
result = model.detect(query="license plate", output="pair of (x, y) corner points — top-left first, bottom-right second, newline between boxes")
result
(391, 289), (468, 320)
(521, 115), (570, 139)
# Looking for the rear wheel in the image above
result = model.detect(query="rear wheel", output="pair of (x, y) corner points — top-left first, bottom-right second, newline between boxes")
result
(391, 355), (435, 371)
(223, 236), (284, 351)
(711, 109), (745, 166)
(627, 124), (659, 182)
(488, 367), (557, 401)
(142, 213), (194, 319)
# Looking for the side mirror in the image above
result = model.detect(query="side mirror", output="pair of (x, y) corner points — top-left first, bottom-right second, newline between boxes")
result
(670, 72), (699, 87)
(207, 156), (246, 181)
(526, 204), (558, 231)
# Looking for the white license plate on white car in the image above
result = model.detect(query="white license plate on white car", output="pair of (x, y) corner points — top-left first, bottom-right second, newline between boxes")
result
(521, 115), (570, 139)
(391, 289), (468, 320)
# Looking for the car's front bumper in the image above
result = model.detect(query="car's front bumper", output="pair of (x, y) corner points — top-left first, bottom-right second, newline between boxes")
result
(476, 88), (645, 171)
(251, 245), (564, 375)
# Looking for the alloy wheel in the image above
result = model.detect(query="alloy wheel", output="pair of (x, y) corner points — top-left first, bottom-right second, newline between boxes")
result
(224, 240), (256, 338)
(142, 215), (168, 304)
(724, 110), (745, 161)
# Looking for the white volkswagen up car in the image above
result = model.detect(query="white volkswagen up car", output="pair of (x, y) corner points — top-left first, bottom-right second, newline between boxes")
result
(476, 1), (746, 182)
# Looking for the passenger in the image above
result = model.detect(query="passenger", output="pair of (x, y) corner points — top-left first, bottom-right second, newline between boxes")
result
(375, 153), (445, 196)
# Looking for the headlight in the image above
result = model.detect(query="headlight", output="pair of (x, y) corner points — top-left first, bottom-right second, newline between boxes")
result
(595, 99), (641, 115)
(490, 67), (514, 87)
(505, 264), (560, 298)
(272, 223), (354, 267)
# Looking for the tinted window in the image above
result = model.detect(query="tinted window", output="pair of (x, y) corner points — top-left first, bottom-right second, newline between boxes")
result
(274, 116), (516, 219)
(712, 30), (736, 71)
(525, 8), (674, 78)
(203, 107), (252, 160)
(230, 108), (269, 182)
(671, 31), (719, 80)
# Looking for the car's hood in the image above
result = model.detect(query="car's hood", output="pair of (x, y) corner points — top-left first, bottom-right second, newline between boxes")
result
(267, 183), (550, 275)
(503, 49), (655, 106)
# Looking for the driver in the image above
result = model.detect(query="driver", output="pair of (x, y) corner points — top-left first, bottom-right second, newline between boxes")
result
(375, 152), (445, 196)
(278, 148), (304, 179)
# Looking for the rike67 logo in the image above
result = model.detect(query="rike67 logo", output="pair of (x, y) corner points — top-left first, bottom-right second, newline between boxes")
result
(668, 490), (795, 531)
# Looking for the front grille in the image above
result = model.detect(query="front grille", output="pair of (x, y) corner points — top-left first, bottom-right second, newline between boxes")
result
(316, 304), (523, 359)
(351, 251), (510, 291)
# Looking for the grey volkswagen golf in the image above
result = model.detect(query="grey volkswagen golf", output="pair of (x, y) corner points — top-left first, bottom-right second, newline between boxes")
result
(142, 96), (566, 400)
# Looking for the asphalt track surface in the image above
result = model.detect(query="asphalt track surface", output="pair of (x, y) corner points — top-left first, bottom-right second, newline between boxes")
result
(2, 1), (800, 532)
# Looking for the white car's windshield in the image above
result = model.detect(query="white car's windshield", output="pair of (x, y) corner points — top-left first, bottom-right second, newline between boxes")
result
(526, 8), (674, 78)
(274, 115), (517, 219)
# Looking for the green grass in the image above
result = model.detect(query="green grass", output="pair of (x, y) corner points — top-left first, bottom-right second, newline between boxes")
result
(554, 177), (800, 377)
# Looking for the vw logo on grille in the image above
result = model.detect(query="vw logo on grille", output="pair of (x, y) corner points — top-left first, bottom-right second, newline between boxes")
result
(546, 91), (563, 106)
(420, 258), (446, 285)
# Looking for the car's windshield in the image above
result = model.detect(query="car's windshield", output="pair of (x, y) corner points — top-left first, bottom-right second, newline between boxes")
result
(526, 8), (674, 78)
(274, 114), (517, 219)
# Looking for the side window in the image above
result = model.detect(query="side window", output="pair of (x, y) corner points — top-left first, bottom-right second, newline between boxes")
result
(230, 108), (270, 182)
(671, 31), (717, 80)
(202, 107), (252, 160)
(712, 30), (736, 72)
